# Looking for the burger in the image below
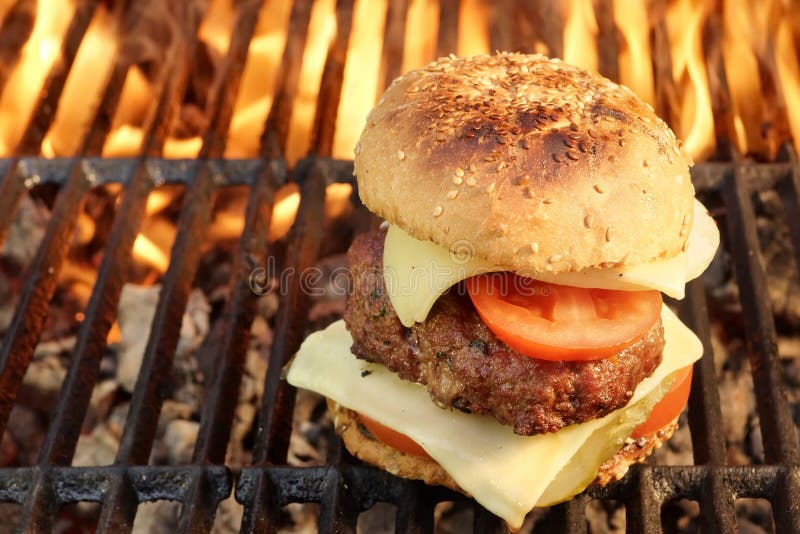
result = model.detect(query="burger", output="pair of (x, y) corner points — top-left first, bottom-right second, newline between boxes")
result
(287, 53), (719, 529)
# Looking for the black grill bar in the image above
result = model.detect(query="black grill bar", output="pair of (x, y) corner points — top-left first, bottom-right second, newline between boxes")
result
(722, 168), (800, 465)
(15, 5), (205, 533)
(0, 160), (90, 433)
(437, 0), (458, 58)
(95, 1), (267, 529)
(680, 280), (727, 465)
(174, 1), (281, 530)
(379, 0), (409, 92)
(776, 150), (800, 275)
(176, 160), (280, 533)
(679, 280), (737, 533)
(394, 484), (435, 534)
(238, 160), (327, 532)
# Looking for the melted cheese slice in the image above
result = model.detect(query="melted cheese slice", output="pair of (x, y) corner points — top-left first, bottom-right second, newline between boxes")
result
(287, 306), (703, 529)
(384, 198), (719, 327)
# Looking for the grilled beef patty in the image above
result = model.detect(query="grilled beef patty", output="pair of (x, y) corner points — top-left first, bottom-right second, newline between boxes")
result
(343, 230), (665, 435)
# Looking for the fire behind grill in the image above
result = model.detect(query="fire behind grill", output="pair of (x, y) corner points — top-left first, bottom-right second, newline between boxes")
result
(0, 1), (798, 533)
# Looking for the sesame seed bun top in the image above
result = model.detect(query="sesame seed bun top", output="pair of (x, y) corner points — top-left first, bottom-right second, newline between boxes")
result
(354, 53), (695, 273)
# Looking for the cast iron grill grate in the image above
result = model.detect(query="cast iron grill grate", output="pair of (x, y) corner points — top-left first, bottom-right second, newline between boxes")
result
(0, 1), (797, 532)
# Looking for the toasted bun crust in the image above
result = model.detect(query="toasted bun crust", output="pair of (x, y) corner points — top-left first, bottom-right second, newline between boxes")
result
(329, 400), (677, 495)
(354, 53), (694, 273)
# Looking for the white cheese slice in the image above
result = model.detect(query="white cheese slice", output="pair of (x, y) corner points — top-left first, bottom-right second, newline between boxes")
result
(383, 198), (719, 326)
(287, 305), (703, 529)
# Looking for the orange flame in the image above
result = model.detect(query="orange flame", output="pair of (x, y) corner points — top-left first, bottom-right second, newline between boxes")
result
(563, 0), (598, 73)
(269, 182), (300, 241)
(0, 0), (75, 153)
(614, 1), (654, 107)
(666, 0), (715, 161)
(775, 5), (800, 157)
(0, 0), (799, 164)
(224, 0), (292, 158)
(332, 0), (388, 160)
(285, 0), (336, 164)
(402, 0), (439, 73)
(42, 6), (118, 157)
(457, 0), (490, 58)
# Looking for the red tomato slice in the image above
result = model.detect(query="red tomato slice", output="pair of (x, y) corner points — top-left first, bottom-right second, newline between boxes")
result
(466, 273), (662, 361)
(359, 414), (431, 459)
(631, 365), (693, 439)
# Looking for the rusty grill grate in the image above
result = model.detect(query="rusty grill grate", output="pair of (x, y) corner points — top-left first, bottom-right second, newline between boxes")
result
(0, 1), (798, 533)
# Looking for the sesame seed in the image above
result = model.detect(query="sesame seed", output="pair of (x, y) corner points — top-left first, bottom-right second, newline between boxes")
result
(452, 175), (463, 185)
(566, 150), (579, 161)
(469, 163), (477, 173)
(542, 198), (553, 204)
(465, 176), (477, 186)
(682, 213), (690, 225)
(593, 184), (605, 194)
(455, 167), (464, 177)
(446, 189), (459, 199)
(523, 187), (534, 198)
(548, 254), (562, 263)
(605, 227), (614, 242)
(495, 162), (507, 172)
(486, 182), (496, 193)
(584, 214), (593, 228)
(432, 205), (443, 217)
(531, 242), (539, 254)
(397, 149), (405, 160)
(552, 153), (564, 163)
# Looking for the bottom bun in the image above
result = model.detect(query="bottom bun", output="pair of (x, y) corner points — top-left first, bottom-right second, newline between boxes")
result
(328, 399), (678, 496)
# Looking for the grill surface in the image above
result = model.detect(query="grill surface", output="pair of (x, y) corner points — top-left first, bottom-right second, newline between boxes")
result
(0, 1), (798, 533)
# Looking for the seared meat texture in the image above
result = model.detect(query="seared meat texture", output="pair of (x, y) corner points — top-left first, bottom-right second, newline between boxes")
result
(343, 230), (664, 435)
